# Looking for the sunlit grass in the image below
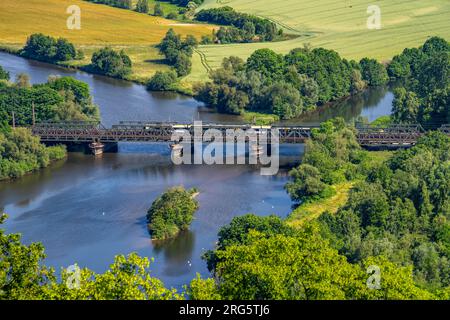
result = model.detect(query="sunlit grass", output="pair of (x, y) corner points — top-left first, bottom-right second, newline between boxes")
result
(193, 0), (450, 79)
(0, 0), (215, 82)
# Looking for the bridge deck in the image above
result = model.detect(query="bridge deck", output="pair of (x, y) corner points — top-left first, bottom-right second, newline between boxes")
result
(30, 122), (450, 147)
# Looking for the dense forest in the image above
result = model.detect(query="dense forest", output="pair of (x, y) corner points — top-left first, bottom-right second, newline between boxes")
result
(194, 46), (387, 119)
(388, 37), (449, 127)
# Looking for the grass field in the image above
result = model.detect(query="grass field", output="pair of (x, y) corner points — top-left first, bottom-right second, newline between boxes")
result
(286, 150), (392, 228)
(286, 182), (353, 228)
(0, 0), (215, 82)
(186, 0), (450, 82)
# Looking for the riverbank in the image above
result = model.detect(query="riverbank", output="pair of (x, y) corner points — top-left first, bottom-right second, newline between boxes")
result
(0, 45), (196, 96)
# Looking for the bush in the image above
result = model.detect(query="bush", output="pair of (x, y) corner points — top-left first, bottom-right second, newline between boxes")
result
(0, 128), (67, 180)
(147, 70), (178, 91)
(146, 186), (199, 240)
(91, 47), (132, 78)
(166, 12), (178, 20)
(0, 65), (10, 81)
(22, 33), (76, 63)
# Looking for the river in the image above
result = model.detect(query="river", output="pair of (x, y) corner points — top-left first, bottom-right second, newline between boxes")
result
(0, 52), (393, 289)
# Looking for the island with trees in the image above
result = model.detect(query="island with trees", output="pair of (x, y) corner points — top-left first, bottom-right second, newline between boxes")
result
(146, 186), (199, 240)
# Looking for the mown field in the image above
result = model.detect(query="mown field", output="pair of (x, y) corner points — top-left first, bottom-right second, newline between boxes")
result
(0, 0), (215, 82)
(187, 0), (450, 82)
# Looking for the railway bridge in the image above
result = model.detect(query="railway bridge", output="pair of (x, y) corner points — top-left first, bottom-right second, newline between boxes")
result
(30, 121), (450, 155)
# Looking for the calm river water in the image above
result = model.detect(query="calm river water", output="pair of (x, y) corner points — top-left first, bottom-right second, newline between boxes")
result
(0, 52), (393, 289)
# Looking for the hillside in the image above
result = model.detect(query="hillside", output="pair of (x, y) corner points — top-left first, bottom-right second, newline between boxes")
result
(186, 0), (450, 82)
(0, 0), (215, 82)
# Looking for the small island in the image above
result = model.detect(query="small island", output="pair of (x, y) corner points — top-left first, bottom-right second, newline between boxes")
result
(147, 186), (199, 240)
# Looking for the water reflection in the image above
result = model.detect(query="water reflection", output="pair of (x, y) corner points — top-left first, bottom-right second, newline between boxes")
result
(153, 230), (196, 277)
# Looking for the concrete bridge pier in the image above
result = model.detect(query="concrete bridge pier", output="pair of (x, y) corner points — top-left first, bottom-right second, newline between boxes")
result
(87, 142), (118, 156)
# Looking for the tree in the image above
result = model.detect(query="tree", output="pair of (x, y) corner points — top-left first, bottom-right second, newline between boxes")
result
(203, 214), (295, 271)
(91, 47), (132, 78)
(0, 214), (181, 300)
(55, 38), (76, 62)
(135, 0), (149, 14)
(246, 49), (284, 80)
(153, 2), (164, 16)
(0, 66), (10, 81)
(15, 73), (30, 88)
(174, 52), (192, 76)
(22, 34), (77, 63)
(263, 81), (303, 119)
(22, 33), (57, 61)
(286, 164), (327, 202)
(391, 87), (420, 123)
(359, 58), (389, 86)
(0, 213), (56, 299)
(147, 70), (178, 91)
(146, 187), (199, 240)
(211, 225), (364, 300)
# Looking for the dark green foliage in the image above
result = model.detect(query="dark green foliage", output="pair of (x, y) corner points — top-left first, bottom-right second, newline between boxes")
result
(83, 0), (132, 9)
(246, 49), (284, 79)
(147, 70), (178, 91)
(166, 12), (178, 20)
(0, 65), (10, 81)
(359, 58), (389, 86)
(285, 118), (360, 202)
(22, 34), (77, 63)
(388, 37), (449, 127)
(0, 76), (99, 126)
(195, 7), (279, 43)
(195, 46), (373, 119)
(136, 0), (149, 13)
(146, 186), (199, 240)
(391, 87), (420, 123)
(0, 128), (66, 180)
(174, 52), (192, 76)
(319, 132), (450, 290)
(90, 47), (132, 78)
(158, 29), (198, 77)
(153, 2), (164, 16)
(202, 214), (296, 272)
(285, 164), (327, 202)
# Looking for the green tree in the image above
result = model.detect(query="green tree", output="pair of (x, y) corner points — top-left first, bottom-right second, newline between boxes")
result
(391, 87), (420, 123)
(147, 70), (178, 91)
(0, 66), (10, 81)
(135, 0), (149, 13)
(146, 187), (199, 240)
(153, 2), (164, 16)
(0, 213), (56, 299)
(286, 164), (327, 202)
(263, 81), (303, 119)
(91, 47), (132, 78)
(55, 38), (76, 62)
(359, 58), (389, 86)
(246, 48), (284, 80)
(174, 52), (192, 76)
(212, 225), (363, 300)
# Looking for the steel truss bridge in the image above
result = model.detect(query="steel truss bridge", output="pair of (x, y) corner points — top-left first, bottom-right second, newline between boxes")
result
(30, 121), (450, 147)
